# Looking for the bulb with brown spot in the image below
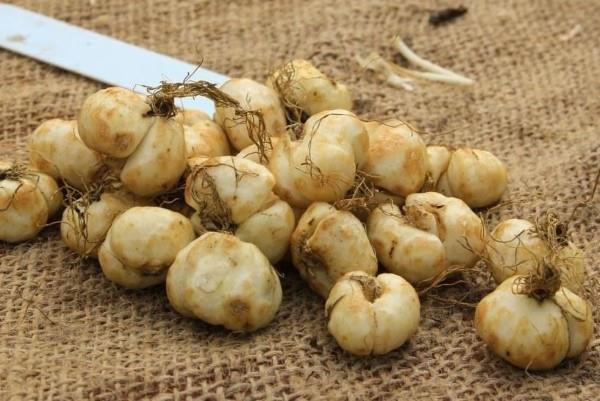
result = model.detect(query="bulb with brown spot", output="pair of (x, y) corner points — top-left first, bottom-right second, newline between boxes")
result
(61, 191), (141, 258)
(214, 78), (286, 151)
(0, 162), (62, 243)
(184, 156), (295, 264)
(78, 87), (153, 158)
(291, 202), (377, 298)
(268, 110), (368, 209)
(367, 203), (445, 284)
(404, 192), (485, 268)
(363, 120), (428, 197)
(325, 271), (420, 356)
(268, 59), (352, 117)
(426, 146), (507, 208)
(77, 87), (187, 197)
(166, 232), (282, 332)
(98, 206), (195, 289)
(486, 218), (586, 294)
(28, 119), (104, 190)
(475, 273), (593, 370)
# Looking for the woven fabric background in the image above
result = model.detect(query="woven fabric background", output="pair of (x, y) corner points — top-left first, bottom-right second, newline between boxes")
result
(1, 0), (600, 400)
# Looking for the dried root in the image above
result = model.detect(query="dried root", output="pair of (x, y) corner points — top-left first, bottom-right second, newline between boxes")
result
(334, 170), (378, 218)
(0, 162), (47, 212)
(188, 161), (257, 233)
(188, 167), (233, 233)
(270, 62), (307, 139)
(348, 273), (383, 303)
(61, 168), (121, 252)
(145, 76), (271, 163)
(0, 162), (29, 181)
(0, 162), (29, 212)
(512, 261), (562, 302)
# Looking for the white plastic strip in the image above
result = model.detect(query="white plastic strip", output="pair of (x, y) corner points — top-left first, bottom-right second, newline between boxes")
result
(0, 3), (229, 114)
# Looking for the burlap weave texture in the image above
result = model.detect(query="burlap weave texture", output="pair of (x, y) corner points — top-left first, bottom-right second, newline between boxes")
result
(1, 0), (599, 400)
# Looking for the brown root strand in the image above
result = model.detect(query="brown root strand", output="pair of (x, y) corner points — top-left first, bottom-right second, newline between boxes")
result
(152, 172), (188, 209)
(19, 286), (61, 327)
(417, 262), (493, 309)
(417, 263), (481, 296)
(426, 294), (478, 309)
(418, 230), (494, 305)
(0, 162), (47, 212)
(420, 171), (436, 193)
(188, 160), (256, 233)
(189, 168), (233, 233)
(61, 168), (121, 258)
(270, 61), (308, 139)
(0, 162), (30, 181)
(144, 78), (271, 163)
(512, 260), (562, 301)
(348, 274), (383, 302)
(296, 234), (325, 286)
(333, 170), (379, 218)
(534, 211), (569, 249)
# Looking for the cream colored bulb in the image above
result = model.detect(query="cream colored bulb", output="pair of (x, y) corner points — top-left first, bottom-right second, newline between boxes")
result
(291, 202), (377, 297)
(475, 275), (593, 370)
(405, 192), (485, 268)
(98, 206), (195, 289)
(166, 232), (282, 332)
(61, 191), (138, 258)
(0, 164), (61, 243)
(363, 120), (428, 197)
(184, 156), (294, 264)
(367, 203), (445, 284)
(28, 119), (103, 190)
(269, 110), (369, 209)
(326, 272), (420, 356)
(78, 87), (154, 158)
(119, 118), (187, 197)
(214, 78), (286, 151)
(269, 59), (352, 116)
(0, 178), (48, 243)
(428, 146), (507, 208)
(486, 218), (586, 293)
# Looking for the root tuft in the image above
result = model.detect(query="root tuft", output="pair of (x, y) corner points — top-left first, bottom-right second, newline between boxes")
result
(349, 274), (382, 303)
(512, 261), (561, 301)
(334, 170), (379, 219)
(145, 75), (271, 163)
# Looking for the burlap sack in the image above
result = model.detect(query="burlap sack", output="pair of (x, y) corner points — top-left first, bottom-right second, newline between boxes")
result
(1, 0), (599, 399)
